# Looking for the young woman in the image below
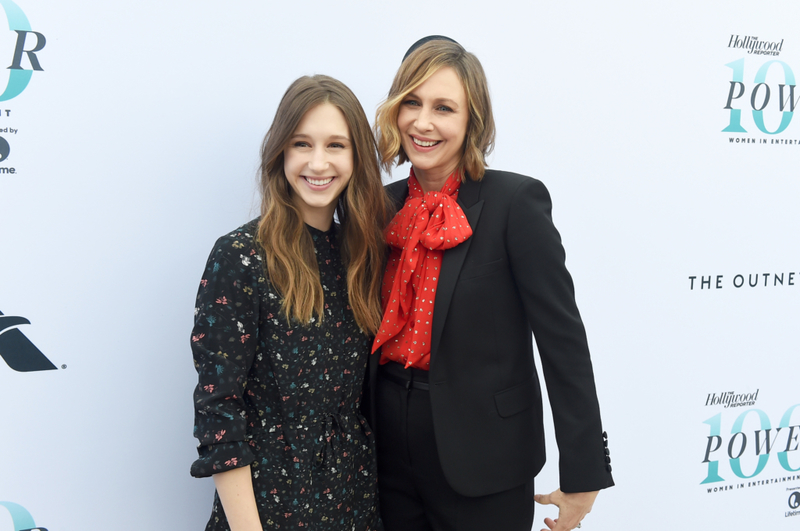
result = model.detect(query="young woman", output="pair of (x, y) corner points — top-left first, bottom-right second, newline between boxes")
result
(191, 75), (388, 531)
(365, 37), (614, 531)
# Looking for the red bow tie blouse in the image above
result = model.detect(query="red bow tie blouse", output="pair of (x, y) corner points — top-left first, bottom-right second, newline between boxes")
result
(372, 170), (473, 370)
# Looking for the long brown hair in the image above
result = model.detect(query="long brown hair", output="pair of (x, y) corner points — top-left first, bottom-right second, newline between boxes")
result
(257, 75), (389, 333)
(375, 39), (496, 180)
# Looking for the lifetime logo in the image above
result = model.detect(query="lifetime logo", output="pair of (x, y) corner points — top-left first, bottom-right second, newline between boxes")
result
(0, 0), (46, 101)
(0, 311), (56, 371)
(788, 492), (800, 518)
(0, 501), (47, 531)
(791, 492), (800, 509)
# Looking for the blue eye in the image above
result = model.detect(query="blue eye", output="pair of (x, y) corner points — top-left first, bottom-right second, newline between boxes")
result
(403, 99), (420, 107)
(436, 105), (453, 113)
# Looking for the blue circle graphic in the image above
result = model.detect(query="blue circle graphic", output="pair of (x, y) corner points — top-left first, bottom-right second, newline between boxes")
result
(0, 136), (9, 162)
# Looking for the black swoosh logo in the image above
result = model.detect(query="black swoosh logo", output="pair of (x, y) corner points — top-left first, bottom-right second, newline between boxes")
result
(0, 315), (32, 333)
(0, 311), (57, 372)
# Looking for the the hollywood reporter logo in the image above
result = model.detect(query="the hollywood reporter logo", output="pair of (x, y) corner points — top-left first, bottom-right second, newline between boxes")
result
(722, 36), (798, 135)
(706, 390), (759, 409)
(728, 35), (784, 57)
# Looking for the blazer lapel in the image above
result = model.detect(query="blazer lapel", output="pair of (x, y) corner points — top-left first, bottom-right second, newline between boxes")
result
(430, 178), (484, 367)
(386, 178), (410, 210)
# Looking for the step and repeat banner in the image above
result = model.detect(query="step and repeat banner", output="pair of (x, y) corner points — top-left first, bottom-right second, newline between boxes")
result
(1, 0), (797, 529)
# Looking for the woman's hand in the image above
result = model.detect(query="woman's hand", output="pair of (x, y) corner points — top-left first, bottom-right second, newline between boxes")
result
(534, 488), (598, 531)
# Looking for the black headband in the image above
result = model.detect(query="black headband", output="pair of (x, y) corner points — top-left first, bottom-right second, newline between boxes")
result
(402, 35), (460, 62)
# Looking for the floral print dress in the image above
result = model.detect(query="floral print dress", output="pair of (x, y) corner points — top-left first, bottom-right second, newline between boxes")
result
(191, 219), (381, 531)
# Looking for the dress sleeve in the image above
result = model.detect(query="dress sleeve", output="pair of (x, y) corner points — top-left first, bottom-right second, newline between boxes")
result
(190, 231), (262, 478)
(506, 177), (614, 492)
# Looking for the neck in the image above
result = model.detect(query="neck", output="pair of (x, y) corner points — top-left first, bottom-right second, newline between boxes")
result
(298, 205), (335, 232)
(303, 214), (333, 232)
(414, 166), (459, 193)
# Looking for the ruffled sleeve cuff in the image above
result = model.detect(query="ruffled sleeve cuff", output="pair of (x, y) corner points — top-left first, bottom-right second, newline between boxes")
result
(190, 440), (257, 478)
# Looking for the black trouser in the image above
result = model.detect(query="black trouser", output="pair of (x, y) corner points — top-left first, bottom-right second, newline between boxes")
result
(376, 362), (535, 531)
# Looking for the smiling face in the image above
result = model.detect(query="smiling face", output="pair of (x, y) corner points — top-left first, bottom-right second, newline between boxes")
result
(397, 66), (469, 192)
(283, 103), (353, 230)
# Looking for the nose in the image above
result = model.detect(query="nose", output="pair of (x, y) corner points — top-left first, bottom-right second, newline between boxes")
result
(414, 106), (434, 132)
(307, 147), (329, 173)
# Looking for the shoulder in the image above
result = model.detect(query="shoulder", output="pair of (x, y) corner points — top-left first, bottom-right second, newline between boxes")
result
(479, 169), (548, 196)
(208, 218), (261, 265)
(471, 170), (552, 213)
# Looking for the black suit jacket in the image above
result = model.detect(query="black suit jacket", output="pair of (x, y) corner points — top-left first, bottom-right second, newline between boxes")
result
(366, 169), (614, 497)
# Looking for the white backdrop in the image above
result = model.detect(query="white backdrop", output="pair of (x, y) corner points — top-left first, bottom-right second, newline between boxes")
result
(1, 0), (798, 529)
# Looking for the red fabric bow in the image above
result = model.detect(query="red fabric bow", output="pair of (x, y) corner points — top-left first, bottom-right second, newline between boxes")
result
(372, 170), (473, 369)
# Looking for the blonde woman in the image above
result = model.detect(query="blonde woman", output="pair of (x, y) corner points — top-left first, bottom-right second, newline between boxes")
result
(365, 37), (614, 531)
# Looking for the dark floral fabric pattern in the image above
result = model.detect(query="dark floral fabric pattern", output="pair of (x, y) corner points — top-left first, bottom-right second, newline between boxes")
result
(191, 219), (381, 531)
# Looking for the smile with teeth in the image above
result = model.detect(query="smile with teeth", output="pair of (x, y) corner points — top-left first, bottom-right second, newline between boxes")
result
(412, 136), (441, 147)
(303, 176), (334, 186)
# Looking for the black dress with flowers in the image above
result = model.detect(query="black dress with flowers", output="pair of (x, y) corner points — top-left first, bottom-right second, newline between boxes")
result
(190, 219), (381, 531)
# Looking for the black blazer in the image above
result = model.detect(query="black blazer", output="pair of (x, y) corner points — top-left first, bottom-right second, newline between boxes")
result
(366, 169), (614, 497)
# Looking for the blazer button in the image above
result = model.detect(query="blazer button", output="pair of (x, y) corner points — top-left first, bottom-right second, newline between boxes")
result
(605, 456), (611, 464)
(606, 465), (613, 472)
(604, 448), (610, 456)
(602, 431), (608, 439)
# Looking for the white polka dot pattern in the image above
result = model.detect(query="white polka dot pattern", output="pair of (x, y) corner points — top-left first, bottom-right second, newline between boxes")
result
(371, 170), (473, 369)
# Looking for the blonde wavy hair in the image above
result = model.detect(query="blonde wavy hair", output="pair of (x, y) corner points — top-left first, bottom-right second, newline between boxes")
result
(375, 39), (496, 180)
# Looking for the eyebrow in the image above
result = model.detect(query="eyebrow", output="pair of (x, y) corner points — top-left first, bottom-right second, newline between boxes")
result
(291, 133), (351, 141)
